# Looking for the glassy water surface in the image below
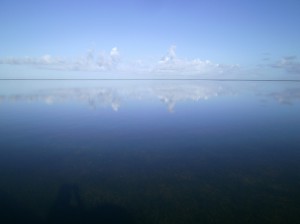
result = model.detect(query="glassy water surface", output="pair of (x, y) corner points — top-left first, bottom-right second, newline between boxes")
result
(0, 80), (300, 224)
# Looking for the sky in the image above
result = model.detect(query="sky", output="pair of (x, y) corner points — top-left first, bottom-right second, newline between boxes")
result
(0, 0), (300, 78)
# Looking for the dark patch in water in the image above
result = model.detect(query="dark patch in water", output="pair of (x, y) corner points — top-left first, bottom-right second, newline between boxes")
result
(0, 184), (135, 224)
(47, 184), (135, 224)
(0, 191), (41, 223)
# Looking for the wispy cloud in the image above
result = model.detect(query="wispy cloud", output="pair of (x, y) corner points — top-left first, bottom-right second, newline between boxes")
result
(0, 55), (66, 66)
(0, 47), (121, 72)
(271, 56), (300, 74)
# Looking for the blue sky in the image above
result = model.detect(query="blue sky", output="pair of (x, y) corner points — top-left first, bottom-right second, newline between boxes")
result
(0, 0), (300, 78)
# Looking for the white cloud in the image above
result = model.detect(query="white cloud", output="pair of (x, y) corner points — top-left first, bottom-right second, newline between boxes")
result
(154, 46), (239, 76)
(159, 45), (176, 63)
(41, 55), (53, 64)
(85, 49), (94, 64)
(95, 47), (121, 70)
(110, 47), (120, 63)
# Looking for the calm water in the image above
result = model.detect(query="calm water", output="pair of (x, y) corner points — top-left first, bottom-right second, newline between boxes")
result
(0, 80), (300, 224)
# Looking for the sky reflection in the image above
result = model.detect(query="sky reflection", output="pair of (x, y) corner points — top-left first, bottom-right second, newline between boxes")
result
(1, 81), (300, 112)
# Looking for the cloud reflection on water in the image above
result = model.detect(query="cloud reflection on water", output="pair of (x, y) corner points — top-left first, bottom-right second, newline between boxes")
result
(0, 81), (300, 111)
(267, 88), (300, 105)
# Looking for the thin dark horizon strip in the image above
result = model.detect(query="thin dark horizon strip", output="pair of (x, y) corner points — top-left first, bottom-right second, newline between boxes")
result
(1, 78), (300, 82)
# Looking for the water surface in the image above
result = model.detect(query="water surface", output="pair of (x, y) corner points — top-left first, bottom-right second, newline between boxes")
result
(0, 80), (300, 224)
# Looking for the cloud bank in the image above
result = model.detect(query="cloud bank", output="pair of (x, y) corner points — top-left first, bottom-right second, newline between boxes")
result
(1, 46), (299, 78)
(0, 47), (121, 72)
(0, 46), (241, 77)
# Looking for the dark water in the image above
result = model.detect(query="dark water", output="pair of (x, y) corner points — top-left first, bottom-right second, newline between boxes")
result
(0, 80), (300, 224)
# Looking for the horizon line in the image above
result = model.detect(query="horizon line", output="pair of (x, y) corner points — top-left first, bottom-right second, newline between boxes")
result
(0, 78), (300, 82)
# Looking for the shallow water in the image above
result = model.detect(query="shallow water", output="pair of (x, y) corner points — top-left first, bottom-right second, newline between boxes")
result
(0, 80), (300, 224)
